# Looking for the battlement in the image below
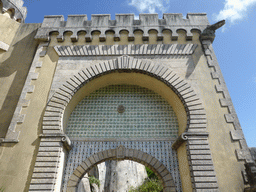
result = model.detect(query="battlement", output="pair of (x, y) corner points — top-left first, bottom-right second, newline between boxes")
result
(35, 13), (210, 42)
(1, 0), (27, 22)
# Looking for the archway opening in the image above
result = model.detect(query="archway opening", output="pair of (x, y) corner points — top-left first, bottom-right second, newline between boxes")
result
(62, 82), (183, 191)
(65, 147), (178, 192)
(77, 160), (163, 192)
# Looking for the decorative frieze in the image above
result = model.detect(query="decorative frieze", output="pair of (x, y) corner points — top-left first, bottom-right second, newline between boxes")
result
(202, 39), (254, 187)
(54, 44), (197, 57)
(202, 40), (252, 163)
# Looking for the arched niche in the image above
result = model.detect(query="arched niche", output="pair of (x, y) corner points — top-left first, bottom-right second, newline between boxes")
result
(62, 72), (187, 136)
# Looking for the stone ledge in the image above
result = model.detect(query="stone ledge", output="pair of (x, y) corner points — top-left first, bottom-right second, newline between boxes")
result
(0, 41), (10, 51)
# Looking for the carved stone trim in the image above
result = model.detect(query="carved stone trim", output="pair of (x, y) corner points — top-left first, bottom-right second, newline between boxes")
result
(66, 147), (176, 192)
(29, 137), (63, 191)
(202, 40), (252, 162)
(0, 42), (44, 144)
(42, 55), (207, 135)
(172, 132), (209, 150)
(54, 44), (198, 57)
(39, 133), (72, 151)
(29, 55), (219, 191)
(202, 40), (254, 185)
(0, 41), (10, 51)
(171, 131), (218, 190)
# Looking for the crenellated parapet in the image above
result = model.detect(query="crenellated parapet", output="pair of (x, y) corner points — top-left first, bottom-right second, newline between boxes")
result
(35, 13), (210, 42)
(1, 0), (27, 22)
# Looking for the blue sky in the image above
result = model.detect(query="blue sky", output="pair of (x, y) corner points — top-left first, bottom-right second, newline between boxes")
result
(23, 0), (256, 147)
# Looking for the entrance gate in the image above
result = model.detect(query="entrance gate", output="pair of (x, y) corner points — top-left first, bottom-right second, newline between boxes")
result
(62, 84), (182, 191)
(29, 55), (219, 192)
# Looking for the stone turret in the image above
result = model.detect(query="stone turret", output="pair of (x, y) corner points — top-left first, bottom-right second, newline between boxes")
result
(0, 0), (27, 22)
(0, 0), (27, 51)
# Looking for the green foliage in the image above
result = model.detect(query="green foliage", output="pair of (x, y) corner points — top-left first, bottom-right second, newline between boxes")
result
(129, 167), (163, 191)
(129, 178), (163, 192)
(145, 167), (158, 180)
(0, 187), (4, 192)
(89, 176), (100, 187)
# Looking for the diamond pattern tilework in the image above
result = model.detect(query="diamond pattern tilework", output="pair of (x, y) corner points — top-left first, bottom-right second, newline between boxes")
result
(66, 85), (179, 139)
(62, 141), (182, 192)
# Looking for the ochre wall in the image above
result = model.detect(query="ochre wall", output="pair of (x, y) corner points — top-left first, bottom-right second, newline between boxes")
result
(0, 20), (40, 138)
(0, 14), (20, 46)
(0, 26), (246, 192)
(191, 43), (245, 191)
(0, 21), (43, 191)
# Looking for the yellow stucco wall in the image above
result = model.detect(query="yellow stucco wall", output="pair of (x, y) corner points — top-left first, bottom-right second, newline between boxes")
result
(191, 45), (245, 191)
(0, 14), (20, 46)
(0, 23), (40, 137)
(0, 26), (246, 192)
(0, 22), (42, 191)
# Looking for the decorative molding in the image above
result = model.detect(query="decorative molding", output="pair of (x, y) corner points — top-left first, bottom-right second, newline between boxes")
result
(172, 132), (209, 150)
(29, 136), (63, 191)
(42, 55), (206, 135)
(0, 43), (44, 144)
(54, 44), (197, 57)
(201, 40), (253, 185)
(202, 40), (253, 162)
(186, 134), (219, 191)
(28, 55), (219, 191)
(171, 131), (218, 191)
(39, 42), (49, 57)
(66, 147), (176, 192)
(68, 137), (176, 142)
(35, 13), (209, 41)
(0, 41), (10, 51)
(63, 140), (181, 191)
(39, 133), (72, 151)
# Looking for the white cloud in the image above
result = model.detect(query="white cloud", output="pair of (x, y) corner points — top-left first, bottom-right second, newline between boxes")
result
(128, 0), (170, 14)
(134, 15), (140, 20)
(215, 0), (256, 23)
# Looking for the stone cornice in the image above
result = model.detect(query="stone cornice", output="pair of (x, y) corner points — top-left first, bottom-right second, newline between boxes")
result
(35, 13), (210, 41)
